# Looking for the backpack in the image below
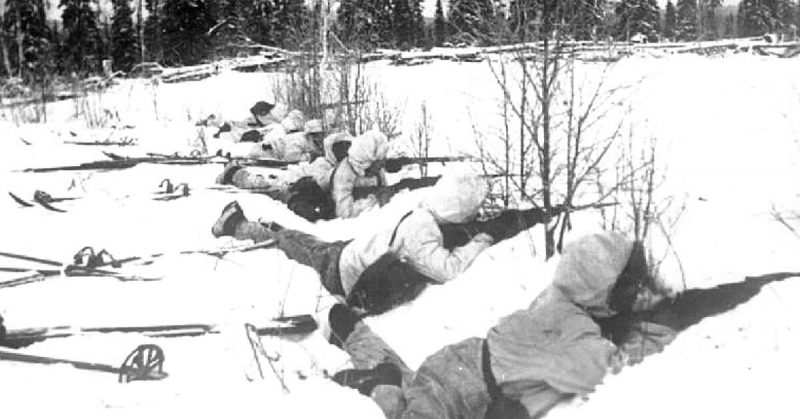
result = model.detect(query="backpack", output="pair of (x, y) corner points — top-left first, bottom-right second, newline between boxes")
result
(286, 176), (335, 222)
(286, 160), (382, 222)
(346, 253), (432, 315)
(346, 211), (433, 315)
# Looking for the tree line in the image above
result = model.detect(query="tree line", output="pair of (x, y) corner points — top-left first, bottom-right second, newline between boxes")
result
(1, 0), (799, 83)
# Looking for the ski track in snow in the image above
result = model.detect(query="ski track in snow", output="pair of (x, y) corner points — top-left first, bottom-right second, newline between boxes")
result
(1, 54), (800, 418)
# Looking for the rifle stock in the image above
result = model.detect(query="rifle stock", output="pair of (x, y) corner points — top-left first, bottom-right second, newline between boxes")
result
(597, 272), (800, 346)
(353, 176), (441, 200)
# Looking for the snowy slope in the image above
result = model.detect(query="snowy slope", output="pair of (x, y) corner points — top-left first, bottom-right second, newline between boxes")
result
(1, 54), (800, 418)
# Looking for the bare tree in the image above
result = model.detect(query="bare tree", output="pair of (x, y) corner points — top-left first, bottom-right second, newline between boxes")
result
(477, 2), (641, 258)
(409, 101), (433, 177)
(273, 41), (401, 140)
(771, 204), (800, 240)
(0, 11), (13, 77)
(595, 121), (688, 290)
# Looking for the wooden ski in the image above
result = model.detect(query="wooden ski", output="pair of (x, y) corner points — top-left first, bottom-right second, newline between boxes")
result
(2, 315), (318, 349)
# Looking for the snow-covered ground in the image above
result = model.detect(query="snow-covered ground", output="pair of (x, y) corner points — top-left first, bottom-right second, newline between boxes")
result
(1, 53), (800, 418)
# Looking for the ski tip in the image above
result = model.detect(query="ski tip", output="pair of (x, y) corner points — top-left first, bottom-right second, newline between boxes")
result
(256, 315), (318, 336)
(8, 192), (34, 207)
(32, 195), (67, 213)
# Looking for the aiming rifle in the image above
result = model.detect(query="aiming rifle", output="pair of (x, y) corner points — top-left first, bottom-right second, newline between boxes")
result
(597, 272), (800, 346)
(212, 154), (477, 172)
(384, 156), (477, 173)
(440, 202), (617, 249)
(353, 177), (441, 201)
(234, 158), (297, 168)
(318, 99), (368, 110)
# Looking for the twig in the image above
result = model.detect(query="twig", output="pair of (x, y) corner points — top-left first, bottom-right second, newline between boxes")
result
(771, 204), (800, 239)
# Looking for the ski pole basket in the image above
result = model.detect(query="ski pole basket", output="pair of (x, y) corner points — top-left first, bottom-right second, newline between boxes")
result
(118, 344), (168, 383)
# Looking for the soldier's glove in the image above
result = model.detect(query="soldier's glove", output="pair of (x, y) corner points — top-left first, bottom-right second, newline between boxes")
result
(384, 159), (403, 173)
(240, 130), (263, 143)
(472, 232), (495, 246)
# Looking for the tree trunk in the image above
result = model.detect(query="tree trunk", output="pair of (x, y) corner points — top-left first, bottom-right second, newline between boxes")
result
(138, 0), (145, 63)
(0, 13), (13, 77)
(541, 5), (555, 259)
(16, 9), (24, 79)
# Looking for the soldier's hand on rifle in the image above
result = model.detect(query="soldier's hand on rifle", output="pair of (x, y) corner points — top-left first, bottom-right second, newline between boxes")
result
(384, 159), (403, 173)
(472, 232), (495, 246)
(375, 189), (394, 206)
(540, 213), (552, 224)
(541, 205), (569, 223)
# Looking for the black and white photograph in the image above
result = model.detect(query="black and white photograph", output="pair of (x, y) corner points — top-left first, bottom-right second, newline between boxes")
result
(1, 0), (800, 417)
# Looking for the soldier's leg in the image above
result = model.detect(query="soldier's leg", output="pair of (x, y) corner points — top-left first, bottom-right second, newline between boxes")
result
(210, 202), (346, 296)
(216, 162), (280, 189)
(211, 201), (275, 242)
(398, 338), (491, 419)
(270, 229), (348, 296)
(327, 304), (413, 383)
(327, 311), (493, 419)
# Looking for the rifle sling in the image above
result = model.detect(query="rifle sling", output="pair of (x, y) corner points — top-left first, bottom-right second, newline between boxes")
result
(389, 211), (414, 248)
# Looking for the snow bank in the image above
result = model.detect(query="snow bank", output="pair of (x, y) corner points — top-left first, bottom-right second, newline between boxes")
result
(2, 54), (800, 417)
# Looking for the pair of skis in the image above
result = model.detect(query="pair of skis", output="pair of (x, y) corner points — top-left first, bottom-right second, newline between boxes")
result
(2, 314), (318, 349)
(0, 247), (159, 287)
(0, 240), (278, 289)
(9, 178), (193, 212)
(8, 190), (71, 212)
(19, 151), (219, 173)
(0, 316), (318, 384)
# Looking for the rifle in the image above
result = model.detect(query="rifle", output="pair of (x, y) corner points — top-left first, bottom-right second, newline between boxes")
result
(384, 156), (477, 173)
(318, 99), (368, 110)
(234, 157), (297, 168)
(353, 176), (441, 201)
(551, 201), (618, 213)
(441, 202), (617, 250)
(596, 272), (800, 346)
(222, 155), (476, 172)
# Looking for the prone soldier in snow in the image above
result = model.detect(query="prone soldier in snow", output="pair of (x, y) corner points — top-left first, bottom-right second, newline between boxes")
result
(284, 130), (448, 221)
(198, 100), (284, 140)
(325, 231), (676, 419)
(216, 129), (352, 194)
(327, 130), (392, 219)
(215, 128), (353, 220)
(210, 171), (552, 314)
(240, 109), (307, 158)
(217, 130), (395, 221)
